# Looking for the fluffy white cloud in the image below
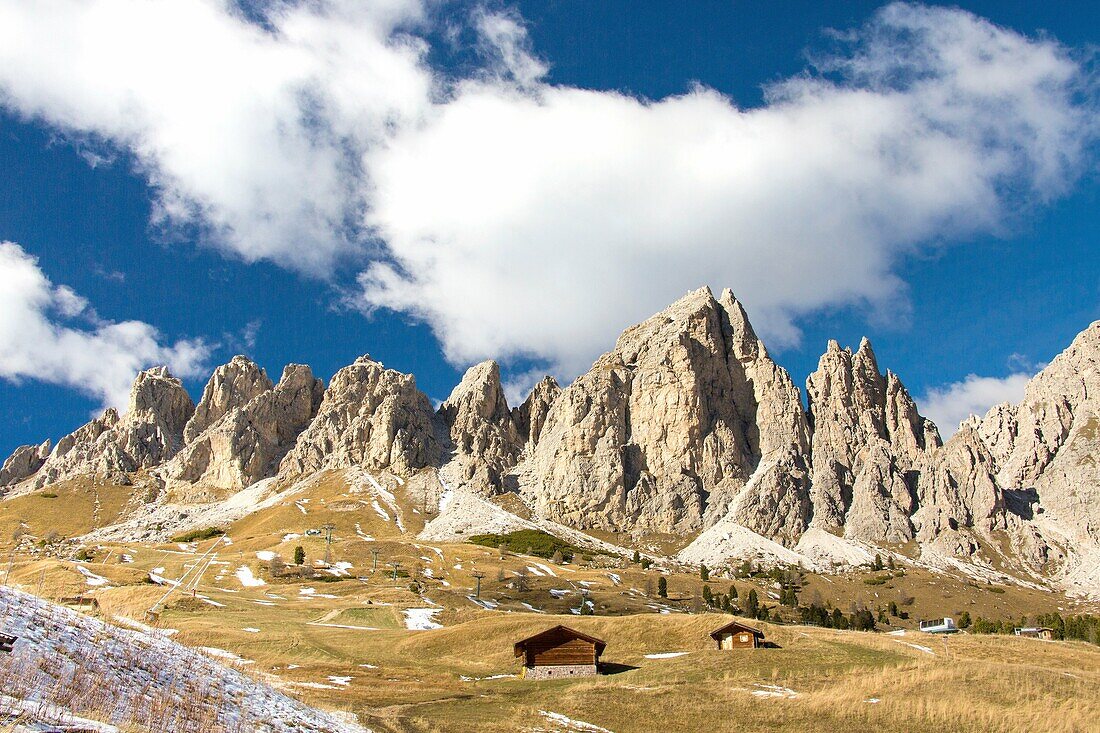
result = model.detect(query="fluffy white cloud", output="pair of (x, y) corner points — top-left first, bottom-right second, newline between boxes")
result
(0, 2), (1095, 385)
(0, 242), (208, 409)
(360, 3), (1095, 377)
(920, 372), (1033, 438)
(0, 0), (433, 275)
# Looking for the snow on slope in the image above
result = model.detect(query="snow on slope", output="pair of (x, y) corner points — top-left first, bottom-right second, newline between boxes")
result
(677, 518), (812, 568)
(0, 586), (368, 733)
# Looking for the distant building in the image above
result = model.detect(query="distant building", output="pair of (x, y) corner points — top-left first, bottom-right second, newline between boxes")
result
(918, 618), (958, 634)
(1014, 627), (1054, 640)
(710, 620), (764, 649)
(0, 633), (15, 654)
(514, 625), (606, 679)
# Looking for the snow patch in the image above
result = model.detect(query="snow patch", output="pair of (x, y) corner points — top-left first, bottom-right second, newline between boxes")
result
(403, 608), (443, 630)
(235, 566), (266, 587)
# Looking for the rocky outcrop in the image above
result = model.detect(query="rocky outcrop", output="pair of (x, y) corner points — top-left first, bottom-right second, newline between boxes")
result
(35, 367), (195, 486)
(184, 356), (273, 443)
(438, 361), (523, 493)
(163, 364), (324, 490)
(912, 424), (1005, 546)
(0, 440), (50, 487)
(512, 376), (561, 447)
(806, 339), (940, 543)
(978, 322), (1100, 544)
(519, 287), (811, 540)
(279, 356), (439, 476)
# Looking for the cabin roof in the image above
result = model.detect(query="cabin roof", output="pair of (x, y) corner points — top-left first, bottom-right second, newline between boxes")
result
(513, 625), (607, 657)
(709, 620), (764, 639)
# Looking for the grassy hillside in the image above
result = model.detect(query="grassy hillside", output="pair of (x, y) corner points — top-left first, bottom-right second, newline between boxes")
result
(2, 469), (1098, 731)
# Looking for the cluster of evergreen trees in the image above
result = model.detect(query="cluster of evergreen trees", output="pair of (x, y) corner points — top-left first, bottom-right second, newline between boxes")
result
(969, 613), (1100, 645)
(797, 603), (877, 631)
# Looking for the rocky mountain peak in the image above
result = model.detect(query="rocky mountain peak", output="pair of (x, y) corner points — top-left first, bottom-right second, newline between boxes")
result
(127, 366), (195, 433)
(279, 355), (439, 476)
(513, 376), (562, 447)
(439, 360), (523, 492)
(33, 367), (194, 486)
(518, 287), (811, 541)
(0, 440), (51, 488)
(806, 338), (934, 541)
(184, 356), (273, 443)
(164, 363), (324, 491)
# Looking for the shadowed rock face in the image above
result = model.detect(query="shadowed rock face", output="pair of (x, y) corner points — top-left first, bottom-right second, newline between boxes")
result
(279, 356), (440, 476)
(513, 376), (562, 448)
(163, 363), (324, 490)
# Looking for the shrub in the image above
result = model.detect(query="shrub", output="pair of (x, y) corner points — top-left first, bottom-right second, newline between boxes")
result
(699, 564), (709, 581)
(39, 492), (59, 499)
(467, 530), (582, 561)
(171, 527), (224, 543)
(293, 546), (305, 565)
(657, 576), (668, 598)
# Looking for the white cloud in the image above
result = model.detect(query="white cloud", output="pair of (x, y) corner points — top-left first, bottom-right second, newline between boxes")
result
(359, 2), (1095, 378)
(0, 0), (433, 275)
(0, 242), (209, 410)
(920, 372), (1033, 438)
(0, 1), (1095, 387)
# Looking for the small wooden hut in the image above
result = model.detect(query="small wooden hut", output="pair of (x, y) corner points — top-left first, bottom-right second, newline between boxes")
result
(710, 620), (764, 649)
(1014, 627), (1054, 640)
(0, 633), (16, 654)
(514, 625), (606, 679)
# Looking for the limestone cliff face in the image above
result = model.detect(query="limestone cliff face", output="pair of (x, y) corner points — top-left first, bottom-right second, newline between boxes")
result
(911, 425), (1005, 548)
(184, 356), (273, 444)
(519, 287), (811, 540)
(806, 340), (940, 543)
(35, 367), (195, 486)
(512, 376), (561, 448)
(0, 440), (50, 488)
(279, 356), (439, 476)
(438, 361), (523, 493)
(978, 323), (1100, 546)
(163, 364), (323, 490)
(4, 287), (1099, 592)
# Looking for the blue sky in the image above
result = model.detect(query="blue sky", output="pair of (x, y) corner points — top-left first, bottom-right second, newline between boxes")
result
(0, 0), (1097, 458)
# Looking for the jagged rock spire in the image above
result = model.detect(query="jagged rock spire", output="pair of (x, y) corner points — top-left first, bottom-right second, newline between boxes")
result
(184, 355), (273, 444)
(279, 356), (439, 476)
(438, 360), (523, 493)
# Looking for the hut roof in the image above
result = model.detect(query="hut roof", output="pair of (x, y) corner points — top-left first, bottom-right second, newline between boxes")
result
(513, 625), (607, 657)
(709, 620), (764, 640)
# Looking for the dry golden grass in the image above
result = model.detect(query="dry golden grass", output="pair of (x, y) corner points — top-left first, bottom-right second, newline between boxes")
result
(3, 468), (1098, 732)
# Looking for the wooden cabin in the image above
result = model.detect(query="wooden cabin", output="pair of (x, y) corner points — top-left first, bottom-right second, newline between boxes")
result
(0, 633), (16, 654)
(1014, 627), (1054, 640)
(710, 620), (764, 649)
(514, 625), (606, 679)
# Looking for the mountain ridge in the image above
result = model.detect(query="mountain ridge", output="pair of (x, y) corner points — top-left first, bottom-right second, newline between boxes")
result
(3, 286), (1097, 597)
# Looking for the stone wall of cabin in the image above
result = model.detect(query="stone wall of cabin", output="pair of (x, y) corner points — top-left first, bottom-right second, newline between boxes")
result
(524, 664), (598, 680)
